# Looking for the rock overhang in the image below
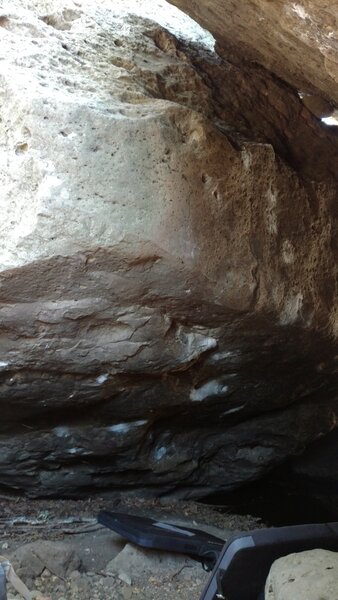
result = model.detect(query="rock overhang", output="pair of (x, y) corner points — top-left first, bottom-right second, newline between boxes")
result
(0, 0), (337, 498)
(168, 0), (338, 111)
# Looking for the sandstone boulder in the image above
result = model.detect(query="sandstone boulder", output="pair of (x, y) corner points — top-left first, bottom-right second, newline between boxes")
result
(0, 0), (337, 497)
(169, 0), (338, 111)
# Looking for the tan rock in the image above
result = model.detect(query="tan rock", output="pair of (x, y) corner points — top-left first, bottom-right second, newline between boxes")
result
(169, 0), (338, 109)
(265, 549), (338, 600)
(105, 543), (198, 582)
(0, 0), (337, 498)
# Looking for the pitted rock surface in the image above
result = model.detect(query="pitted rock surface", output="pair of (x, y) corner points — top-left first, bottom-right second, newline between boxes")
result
(0, 0), (337, 497)
(169, 0), (338, 112)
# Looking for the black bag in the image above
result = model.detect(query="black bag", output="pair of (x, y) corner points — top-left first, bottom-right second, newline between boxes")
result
(98, 510), (224, 570)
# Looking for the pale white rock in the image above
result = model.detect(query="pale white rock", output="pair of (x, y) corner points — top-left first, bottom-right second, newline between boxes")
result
(221, 405), (245, 416)
(265, 549), (338, 600)
(107, 421), (148, 434)
(280, 292), (304, 325)
(190, 379), (228, 402)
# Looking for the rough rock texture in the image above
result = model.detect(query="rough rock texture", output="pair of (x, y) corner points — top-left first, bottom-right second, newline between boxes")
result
(169, 0), (338, 111)
(105, 543), (198, 583)
(11, 540), (81, 583)
(0, 0), (338, 497)
(265, 549), (338, 600)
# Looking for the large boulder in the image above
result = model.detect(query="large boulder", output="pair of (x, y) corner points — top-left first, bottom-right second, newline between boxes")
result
(0, 0), (337, 497)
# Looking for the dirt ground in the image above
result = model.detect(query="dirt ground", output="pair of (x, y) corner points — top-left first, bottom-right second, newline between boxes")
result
(0, 494), (263, 600)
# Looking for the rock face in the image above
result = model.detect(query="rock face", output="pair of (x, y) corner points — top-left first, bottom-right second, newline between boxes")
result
(169, 0), (338, 110)
(0, 0), (337, 497)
